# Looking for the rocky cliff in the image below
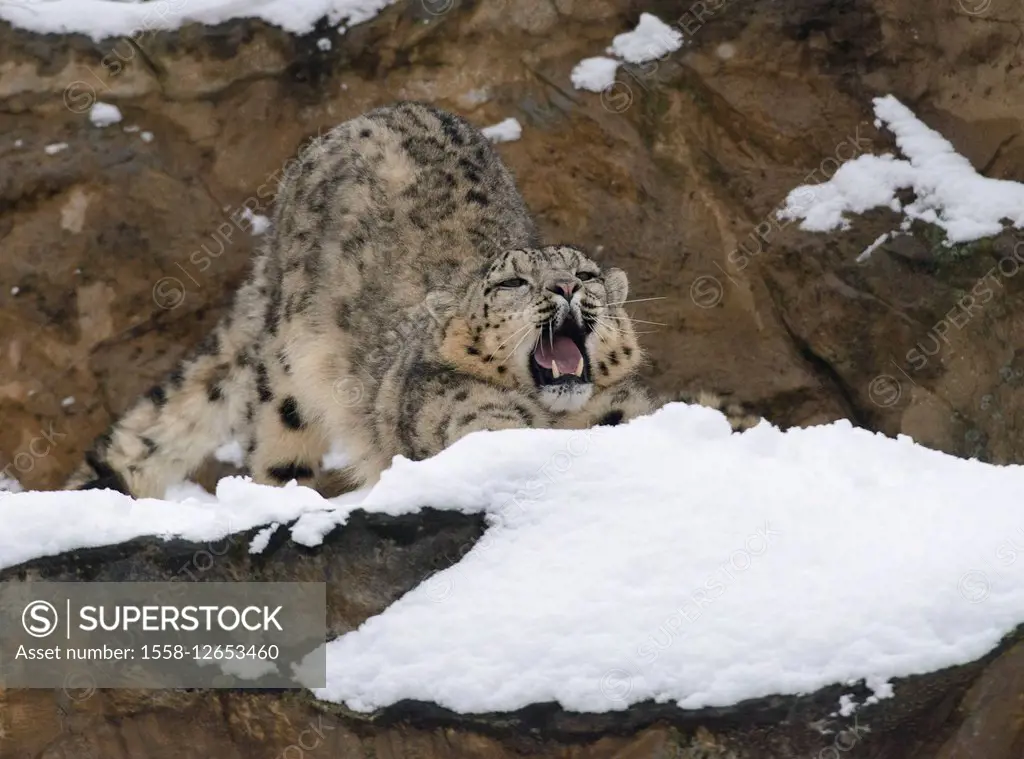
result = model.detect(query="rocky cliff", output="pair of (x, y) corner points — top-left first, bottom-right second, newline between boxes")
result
(1, 0), (1023, 756)
(1, 510), (1022, 759)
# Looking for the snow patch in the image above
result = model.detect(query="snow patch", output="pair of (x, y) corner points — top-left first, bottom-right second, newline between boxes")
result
(321, 440), (352, 471)
(241, 208), (272, 236)
(0, 478), (336, 572)
(4, 403), (1024, 715)
(214, 440), (245, 467)
(44, 142), (68, 155)
(572, 13), (685, 94)
(480, 117), (522, 144)
(779, 95), (1024, 244)
(0, 0), (397, 42)
(857, 231), (893, 262)
(606, 12), (683, 64)
(570, 57), (621, 93)
(89, 102), (123, 128)
(249, 523), (280, 554)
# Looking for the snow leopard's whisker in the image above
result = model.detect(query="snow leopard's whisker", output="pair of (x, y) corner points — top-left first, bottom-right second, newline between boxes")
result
(491, 322), (532, 354)
(606, 297), (667, 307)
(499, 327), (535, 365)
(590, 318), (619, 341)
(601, 315), (667, 327)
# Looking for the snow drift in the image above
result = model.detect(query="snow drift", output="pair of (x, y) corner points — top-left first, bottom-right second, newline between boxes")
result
(3, 403), (1023, 715)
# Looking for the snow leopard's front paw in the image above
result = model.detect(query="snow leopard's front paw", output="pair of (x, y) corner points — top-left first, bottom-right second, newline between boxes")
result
(669, 390), (761, 432)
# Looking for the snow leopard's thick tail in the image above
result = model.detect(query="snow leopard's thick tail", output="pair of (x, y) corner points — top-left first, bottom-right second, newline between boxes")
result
(64, 251), (275, 498)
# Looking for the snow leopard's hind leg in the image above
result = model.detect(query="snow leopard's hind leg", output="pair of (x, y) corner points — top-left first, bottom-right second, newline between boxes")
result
(64, 254), (273, 499)
(243, 340), (329, 492)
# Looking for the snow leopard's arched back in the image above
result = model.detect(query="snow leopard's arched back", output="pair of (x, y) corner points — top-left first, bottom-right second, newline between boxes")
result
(66, 102), (758, 498)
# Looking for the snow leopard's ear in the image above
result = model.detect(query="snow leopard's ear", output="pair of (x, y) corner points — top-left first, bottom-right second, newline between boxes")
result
(604, 267), (628, 306)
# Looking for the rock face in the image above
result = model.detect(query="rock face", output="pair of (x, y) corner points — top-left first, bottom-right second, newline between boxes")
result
(2, 0), (1024, 755)
(1, 511), (1022, 759)
(2, 0), (1023, 490)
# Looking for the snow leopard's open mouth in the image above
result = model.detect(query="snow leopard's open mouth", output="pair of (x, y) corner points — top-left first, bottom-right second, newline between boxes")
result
(530, 321), (591, 387)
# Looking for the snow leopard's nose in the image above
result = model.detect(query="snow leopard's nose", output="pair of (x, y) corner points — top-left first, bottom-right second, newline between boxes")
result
(545, 278), (579, 301)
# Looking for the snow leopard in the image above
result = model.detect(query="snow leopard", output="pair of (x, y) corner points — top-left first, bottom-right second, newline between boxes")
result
(65, 102), (758, 499)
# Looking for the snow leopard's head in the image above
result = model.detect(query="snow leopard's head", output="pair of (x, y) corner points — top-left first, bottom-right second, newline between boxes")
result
(440, 245), (644, 412)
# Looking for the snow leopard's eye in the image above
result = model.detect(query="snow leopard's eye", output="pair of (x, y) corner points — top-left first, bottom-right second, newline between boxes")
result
(497, 277), (528, 289)
(576, 271), (598, 282)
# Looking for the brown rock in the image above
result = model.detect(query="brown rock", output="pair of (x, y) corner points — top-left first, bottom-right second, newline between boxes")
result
(0, 511), (1021, 759)
(2, 0), (1024, 754)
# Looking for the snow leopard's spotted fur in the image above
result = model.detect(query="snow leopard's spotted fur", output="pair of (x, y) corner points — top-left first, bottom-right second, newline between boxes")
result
(65, 102), (758, 498)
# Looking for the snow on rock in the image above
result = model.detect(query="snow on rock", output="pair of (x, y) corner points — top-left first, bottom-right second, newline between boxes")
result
(0, 478), (336, 571)
(88, 102), (123, 127)
(214, 440), (245, 467)
(480, 117), (522, 144)
(571, 13), (684, 94)
(241, 208), (272, 235)
(3, 403), (1024, 716)
(570, 57), (621, 93)
(44, 142), (68, 155)
(857, 231), (894, 262)
(310, 404), (1024, 713)
(0, 0), (396, 42)
(321, 440), (352, 471)
(249, 523), (280, 554)
(606, 12), (683, 64)
(778, 95), (1024, 244)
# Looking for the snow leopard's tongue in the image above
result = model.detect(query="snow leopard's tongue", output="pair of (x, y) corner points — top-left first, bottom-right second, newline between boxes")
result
(534, 336), (583, 375)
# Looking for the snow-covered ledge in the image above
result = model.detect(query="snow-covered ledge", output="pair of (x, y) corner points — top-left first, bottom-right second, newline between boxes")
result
(777, 95), (1024, 261)
(2, 403), (1023, 751)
